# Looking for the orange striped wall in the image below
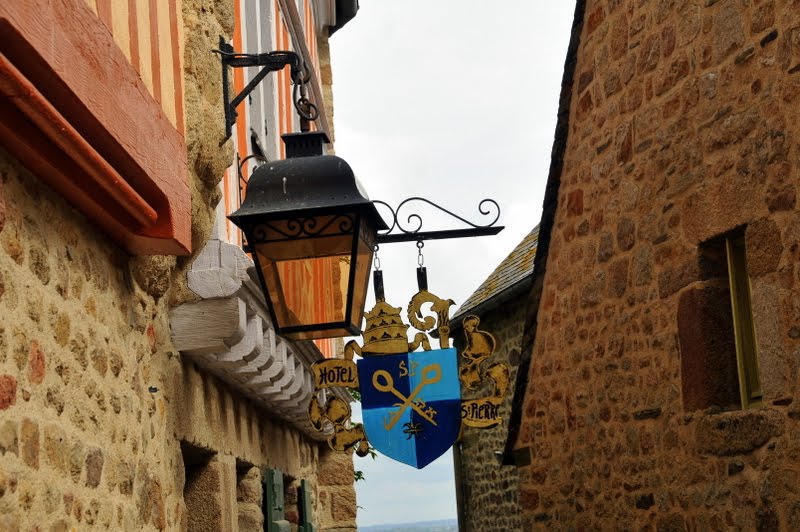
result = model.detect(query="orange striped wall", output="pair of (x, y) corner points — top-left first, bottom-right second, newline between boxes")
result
(83, 0), (185, 135)
(224, 0), (326, 244)
(224, 0), (337, 356)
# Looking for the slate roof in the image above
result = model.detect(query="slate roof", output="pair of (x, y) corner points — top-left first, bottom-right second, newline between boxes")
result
(453, 225), (539, 321)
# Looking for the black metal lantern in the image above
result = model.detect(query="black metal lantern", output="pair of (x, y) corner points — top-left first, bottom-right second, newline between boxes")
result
(229, 131), (388, 341)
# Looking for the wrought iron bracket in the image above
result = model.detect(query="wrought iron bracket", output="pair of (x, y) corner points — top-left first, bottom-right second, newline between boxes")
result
(374, 198), (504, 244)
(214, 38), (302, 139)
(240, 197), (503, 253)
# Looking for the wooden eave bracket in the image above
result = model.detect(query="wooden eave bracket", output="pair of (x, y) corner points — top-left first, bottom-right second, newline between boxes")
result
(170, 236), (345, 440)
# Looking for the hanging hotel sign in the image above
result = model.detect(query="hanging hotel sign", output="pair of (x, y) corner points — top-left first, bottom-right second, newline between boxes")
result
(307, 269), (510, 469)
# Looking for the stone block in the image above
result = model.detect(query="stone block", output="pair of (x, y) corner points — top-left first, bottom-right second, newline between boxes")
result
(695, 409), (783, 455)
(597, 233), (614, 262)
(760, 468), (800, 503)
(756, 506), (779, 532)
(655, 52), (691, 96)
(632, 246), (653, 286)
(44, 425), (68, 473)
(238, 504), (263, 531)
(519, 488), (540, 509)
(567, 189), (584, 216)
(85, 448), (104, 488)
(765, 184), (796, 212)
(20, 418), (39, 468)
(48, 519), (69, 532)
(69, 442), (85, 484)
(318, 452), (355, 486)
(52, 313), (70, 347)
(608, 258), (630, 298)
(586, 5), (605, 35)
(184, 460), (226, 532)
(236, 467), (261, 505)
(90, 348), (108, 376)
(638, 34), (661, 74)
(705, 108), (759, 152)
(28, 341), (45, 385)
(713, 1), (745, 64)
(656, 513), (686, 531)
(137, 474), (165, 530)
(751, 1), (775, 35)
(659, 259), (701, 298)
(746, 219), (782, 277)
(331, 488), (356, 522)
(0, 420), (18, 455)
(617, 218), (636, 251)
(0, 374), (17, 410)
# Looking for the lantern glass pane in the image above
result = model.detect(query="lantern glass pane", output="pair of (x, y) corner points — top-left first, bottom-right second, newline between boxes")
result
(275, 254), (350, 327)
(248, 212), (378, 340)
(346, 232), (375, 332)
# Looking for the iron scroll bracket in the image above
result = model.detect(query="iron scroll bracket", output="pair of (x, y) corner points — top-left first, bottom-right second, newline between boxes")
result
(214, 38), (303, 139)
(240, 197), (504, 253)
(373, 198), (504, 244)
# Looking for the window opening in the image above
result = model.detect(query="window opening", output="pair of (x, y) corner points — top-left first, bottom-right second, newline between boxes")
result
(680, 229), (762, 411)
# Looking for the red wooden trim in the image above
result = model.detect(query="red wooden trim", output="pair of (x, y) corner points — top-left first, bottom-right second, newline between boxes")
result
(148, 0), (162, 104)
(128, 0), (140, 71)
(0, 97), (150, 251)
(0, 53), (158, 228)
(0, 0), (190, 255)
(97, 0), (112, 31)
(168, 0), (184, 135)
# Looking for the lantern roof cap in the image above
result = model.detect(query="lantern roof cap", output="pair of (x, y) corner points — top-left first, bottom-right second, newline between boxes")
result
(229, 153), (388, 231)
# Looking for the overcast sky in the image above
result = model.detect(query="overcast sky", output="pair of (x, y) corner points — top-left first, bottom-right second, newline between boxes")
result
(329, 1), (576, 527)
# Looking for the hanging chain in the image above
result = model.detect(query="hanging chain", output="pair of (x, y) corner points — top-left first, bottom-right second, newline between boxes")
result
(291, 64), (319, 122)
(373, 245), (381, 271)
(416, 240), (425, 267)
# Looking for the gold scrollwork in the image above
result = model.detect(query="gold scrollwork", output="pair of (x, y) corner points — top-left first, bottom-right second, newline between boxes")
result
(458, 315), (510, 429)
(407, 290), (456, 349)
(308, 358), (370, 456)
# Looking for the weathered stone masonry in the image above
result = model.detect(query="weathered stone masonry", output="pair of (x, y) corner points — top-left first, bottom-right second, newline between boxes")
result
(513, 0), (800, 529)
(453, 297), (526, 532)
(0, 1), (357, 530)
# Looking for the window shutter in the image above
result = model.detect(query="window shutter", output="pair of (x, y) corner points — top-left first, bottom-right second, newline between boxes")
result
(298, 479), (315, 532)
(725, 235), (762, 408)
(262, 468), (291, 532)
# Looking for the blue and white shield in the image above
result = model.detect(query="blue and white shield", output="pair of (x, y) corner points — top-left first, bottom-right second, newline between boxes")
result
(357, 348), (461, 469)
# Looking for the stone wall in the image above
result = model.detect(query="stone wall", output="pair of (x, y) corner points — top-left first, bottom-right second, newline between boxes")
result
(516, 0), (800, 529)
(452, 298), (525, 532)
(0, 1), (356, 530)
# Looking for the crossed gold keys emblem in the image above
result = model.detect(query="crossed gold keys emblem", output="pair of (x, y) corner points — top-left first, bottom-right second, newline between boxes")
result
(372, 364), (441, 430)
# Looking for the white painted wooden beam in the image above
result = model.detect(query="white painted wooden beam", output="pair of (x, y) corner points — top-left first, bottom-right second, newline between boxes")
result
(206, 315), (263, 370)
(169, 235), (349, 442)
(170, 297), (247, 356)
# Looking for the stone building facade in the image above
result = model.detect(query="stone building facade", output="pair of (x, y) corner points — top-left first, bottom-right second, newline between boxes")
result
(0, 0), (359, 530)
(506, 0), (800, 529)
(451, 228), (538, 532)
